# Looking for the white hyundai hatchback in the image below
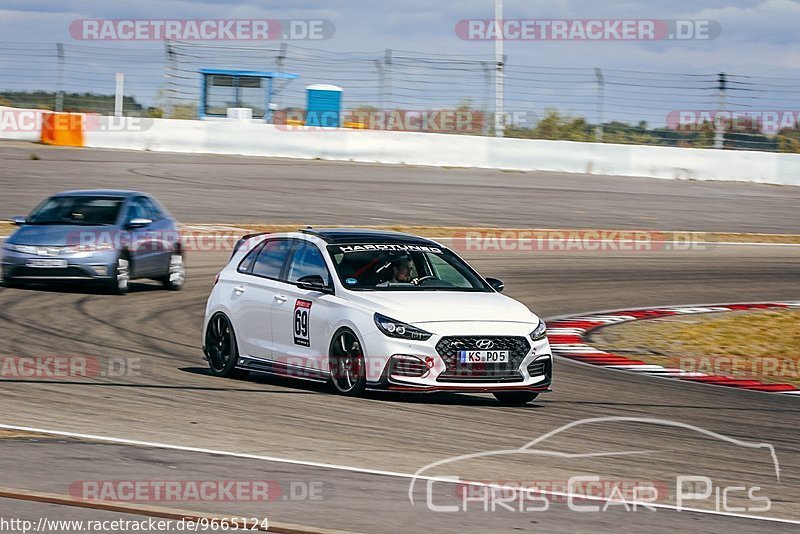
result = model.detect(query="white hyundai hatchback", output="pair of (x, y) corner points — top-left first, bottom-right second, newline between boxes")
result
(202, 229), (552, 405)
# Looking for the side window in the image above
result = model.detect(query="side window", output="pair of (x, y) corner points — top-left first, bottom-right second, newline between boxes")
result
(237, 241), (265, 274)
(126, 198), (148, 221)
(287, 242), (331, 286)
(251, 240), (293, 280)
(140, 197), (162, 220)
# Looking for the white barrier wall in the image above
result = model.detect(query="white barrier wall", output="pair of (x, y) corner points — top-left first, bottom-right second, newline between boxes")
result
(0, 106), (44, 142)
(16, 114), (800, 186)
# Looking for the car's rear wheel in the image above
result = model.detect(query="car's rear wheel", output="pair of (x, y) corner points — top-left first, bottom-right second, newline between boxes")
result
(161, 250), (186, 291)
(329, 329), (367, 396)
(205, 313), (247, 379)
(107, 255), (130, 295)
(493, 391), (539, 406)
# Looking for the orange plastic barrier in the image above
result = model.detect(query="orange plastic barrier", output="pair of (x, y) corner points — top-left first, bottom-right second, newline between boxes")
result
(40, 112), (85, 146)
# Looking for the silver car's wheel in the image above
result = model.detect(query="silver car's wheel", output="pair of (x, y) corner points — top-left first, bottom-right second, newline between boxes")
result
(162, 251), (186, 291)
(329, 329), (366, 396)
(107, 256), (130, 295)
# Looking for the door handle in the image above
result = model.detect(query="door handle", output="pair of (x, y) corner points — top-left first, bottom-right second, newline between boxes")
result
(274, 294), (287, 303)
(233, 285), (246, 294)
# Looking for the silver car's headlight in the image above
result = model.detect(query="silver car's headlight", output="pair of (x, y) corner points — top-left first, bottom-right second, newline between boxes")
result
(374, 313), (432, 341)
(4, 244), (38, 254)
(530, 319), (547, 341)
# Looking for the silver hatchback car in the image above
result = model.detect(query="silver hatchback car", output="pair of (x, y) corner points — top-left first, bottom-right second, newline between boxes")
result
(2, 190), (185, 294)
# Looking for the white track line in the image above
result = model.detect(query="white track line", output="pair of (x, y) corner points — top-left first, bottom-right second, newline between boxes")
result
(0, 423), (797, 525)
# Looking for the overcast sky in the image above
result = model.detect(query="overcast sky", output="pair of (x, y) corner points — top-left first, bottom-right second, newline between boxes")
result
(1, 1), (798, 124)
(1, 0), (798, 75)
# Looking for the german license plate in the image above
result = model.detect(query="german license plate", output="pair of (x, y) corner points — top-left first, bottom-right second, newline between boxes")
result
(27, 259), (67, 268)
(458, 350), (509, 364)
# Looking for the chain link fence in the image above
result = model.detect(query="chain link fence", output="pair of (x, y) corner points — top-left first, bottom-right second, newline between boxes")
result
(1, 41), (799, 152)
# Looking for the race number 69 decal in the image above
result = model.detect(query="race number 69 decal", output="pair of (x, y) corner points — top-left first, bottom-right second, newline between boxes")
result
(294, 299), (312, 347)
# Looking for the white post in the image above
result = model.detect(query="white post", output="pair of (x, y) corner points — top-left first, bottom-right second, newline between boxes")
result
(494, 0), (504, 137)
(595, 68), (605, 142)
(714, 73), (726, 149)
(114, 73), (124, 117)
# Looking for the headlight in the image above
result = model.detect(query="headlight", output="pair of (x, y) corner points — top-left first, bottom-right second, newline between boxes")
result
(530, 319), (547, 341)
(4, 244), (37, 254)
(374, 313), (432, 341)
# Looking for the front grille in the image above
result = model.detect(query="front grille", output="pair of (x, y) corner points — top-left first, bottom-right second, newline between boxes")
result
(436, 336), (530, 382)
(527, 358), (552, 378)
(390, 356), (428, 378)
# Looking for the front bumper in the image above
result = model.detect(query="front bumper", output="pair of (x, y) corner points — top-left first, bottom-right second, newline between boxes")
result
(363, 325), (553, 393)
(2, 249), (117, 281)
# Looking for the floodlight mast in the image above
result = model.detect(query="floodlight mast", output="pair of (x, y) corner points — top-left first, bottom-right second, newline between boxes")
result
(494, 0), (505, 138)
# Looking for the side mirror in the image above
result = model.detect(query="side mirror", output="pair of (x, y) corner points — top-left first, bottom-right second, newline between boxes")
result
(296, 274), (331, 293)
(127, 217), (153, 229)
(486, 277), (504, 292)
(11, 216), (26, 226)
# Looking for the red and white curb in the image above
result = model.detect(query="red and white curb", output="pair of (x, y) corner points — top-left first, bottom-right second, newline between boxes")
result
(548, 301), (800, 396)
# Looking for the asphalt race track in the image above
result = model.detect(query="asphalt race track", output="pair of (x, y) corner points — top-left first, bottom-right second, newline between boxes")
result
(1, 142), (799, 532)
(2, 142), (800, 233)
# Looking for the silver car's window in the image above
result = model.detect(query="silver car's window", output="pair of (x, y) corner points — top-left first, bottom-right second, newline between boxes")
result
(27, 196), (124, 226)
(126, 198), (149, 221)
(139, 196), (162, 221)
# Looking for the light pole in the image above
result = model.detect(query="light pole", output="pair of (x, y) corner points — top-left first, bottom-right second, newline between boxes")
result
(494, 0), (505, 137)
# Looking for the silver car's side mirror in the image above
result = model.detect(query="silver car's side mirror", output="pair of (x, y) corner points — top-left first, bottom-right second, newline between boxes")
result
(11, 216), (26, 226)
(127, 217), (153, 229)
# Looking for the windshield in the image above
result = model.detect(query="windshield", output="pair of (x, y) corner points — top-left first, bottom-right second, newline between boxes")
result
(27, 196), (125, 226)
(327, 243), (491, 292)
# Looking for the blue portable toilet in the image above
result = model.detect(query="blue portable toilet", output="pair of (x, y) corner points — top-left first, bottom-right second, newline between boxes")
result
(306, 84), (342, 127)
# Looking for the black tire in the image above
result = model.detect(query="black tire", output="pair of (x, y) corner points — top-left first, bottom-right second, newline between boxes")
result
(106, 254), (130, 295)
(205, 312), (248, 379)
(328, 328), (367, 397)
(161, 250), (186, 291)
(493, 391), (539, 406)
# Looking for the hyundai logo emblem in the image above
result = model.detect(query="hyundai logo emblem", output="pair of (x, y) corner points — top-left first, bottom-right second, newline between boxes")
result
(475, 339), (494, 350)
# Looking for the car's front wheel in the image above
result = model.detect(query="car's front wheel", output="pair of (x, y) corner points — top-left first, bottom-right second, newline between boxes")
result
(493, 391), (539, 406)
(205, 312), (248, 379)
(328, 328), (367, 397)
(161, 250), (186, 291)
(106, 255), (130, 295)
